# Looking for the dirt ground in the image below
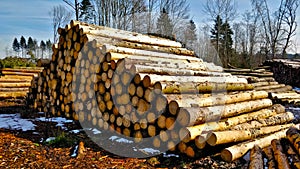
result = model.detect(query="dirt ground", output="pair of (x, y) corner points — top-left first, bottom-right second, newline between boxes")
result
(0, 100), (246, 169)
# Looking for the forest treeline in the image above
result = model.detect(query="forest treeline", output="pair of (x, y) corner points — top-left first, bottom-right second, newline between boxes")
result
(10, 0), (300, 68)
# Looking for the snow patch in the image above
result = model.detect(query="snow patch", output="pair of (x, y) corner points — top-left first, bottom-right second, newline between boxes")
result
(35, 116), (73, 130)
(139, 148), (160, 154)
(0, 113), (36, 131)
(109, 136), (133, 143)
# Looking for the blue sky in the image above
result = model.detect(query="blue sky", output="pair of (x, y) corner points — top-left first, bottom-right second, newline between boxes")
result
(0, 0), (299, 58)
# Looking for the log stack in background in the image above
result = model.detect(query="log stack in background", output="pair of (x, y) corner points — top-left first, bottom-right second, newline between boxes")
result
(0, 67), (43, 99)
(27, 20), (299, 163)
(265, 59), (300, 88)
(224, 67), (300, 106)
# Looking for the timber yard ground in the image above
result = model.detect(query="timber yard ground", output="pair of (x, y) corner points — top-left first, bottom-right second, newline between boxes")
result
(0, 100), (246, 169)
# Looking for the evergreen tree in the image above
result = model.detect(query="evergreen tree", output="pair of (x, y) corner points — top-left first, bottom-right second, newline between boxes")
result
(156, 8), (174, 40)
(79, 0), (95, 24)
(27, 37), (35, 52)
(20, 36), (27, 57)
(221, 21), (233, 65)
(12, 38), (20, 56)
(46, 39), (53, 58)
(210, 15), (234, 67)
(211, 15), (223, 56)
(184, 19), (197, 48)
(40, 40), (46, 59)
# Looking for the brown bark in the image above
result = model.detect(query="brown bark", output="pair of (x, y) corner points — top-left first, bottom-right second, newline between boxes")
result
(271, 139), (291, 169)
(249, 145), (264, 169)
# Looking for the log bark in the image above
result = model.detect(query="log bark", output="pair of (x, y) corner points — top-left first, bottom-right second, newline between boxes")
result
(74, 20), (183, 47)
(0, 82), (31, 88)
(177, 98), (273, 127)
(281, 138), (300, 169)
(221, 124), (300, 162)
(233, 112), (295, 130)
(271, 139), (291, 169)
(263, 146), (276, 169)
(179, 104), (285, 141)
(207, 124), (293, 146)
(286, 127), (300, 155)
(248, 145), (264, 169)
(165, 91), (268, 108)
(0, 91), (28, 98)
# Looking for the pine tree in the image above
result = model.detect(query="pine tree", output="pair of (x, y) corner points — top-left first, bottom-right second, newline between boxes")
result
(40, 40), (46, 59)
(210, 15), (234, 67)
(156, 8), (174, 40)
(221, 21), (233, 66)
(27, 37), (35, 52)
(46, 40), (52, 58)
(184, 19), (197, 48)
(79, 0), (95, 24)
(12, 38), (20, 56)
(20, 36), (27, 57)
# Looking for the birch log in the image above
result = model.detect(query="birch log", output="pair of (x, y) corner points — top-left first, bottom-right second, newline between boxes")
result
(221, 124), (300, 162)
(177, 98), (273, 126)
(179, 104), (285, 141)
(207, 124), (293, 146)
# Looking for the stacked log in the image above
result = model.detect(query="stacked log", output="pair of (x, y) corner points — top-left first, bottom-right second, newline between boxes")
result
(224, 67), (300, 106)
(0, 67), (43, 99)
(27, 20), (297, 162)
(244, 126), (300, 168)
(264, 59), (300, 88)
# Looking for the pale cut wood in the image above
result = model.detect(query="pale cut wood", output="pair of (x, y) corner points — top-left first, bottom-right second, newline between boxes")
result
(0, 82), (31, 88)
(233, 112), (295, 130)
(161, 82), (254, 94)
(207, 124), (293, 146)
(177, 98), (273, 127)
(1, 67), (44, 73)
(102, 44), (201, 62)
(131, 64), (232, 77)
(1, 71), (37, 77)
(221, 124), (300, 162)
(271, 92), (300, 99)
(115, 40), (195, 56)
(0, 91), (28, 98)
(165, 91), (268, 108)
(179, 104), (285, 141)
(73, 20), (183, 47)
(255, 84), (286, 91)
(138, 73), (247, 84)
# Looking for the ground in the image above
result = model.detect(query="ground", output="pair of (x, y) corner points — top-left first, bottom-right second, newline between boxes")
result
(0, 100), (246, 169)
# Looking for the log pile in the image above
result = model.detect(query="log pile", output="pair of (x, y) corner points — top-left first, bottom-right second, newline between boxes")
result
(27, 20), (298, 163)
(264, 59), (300, 88)
(244, 126), (300, 168)
(0, 67), (43, 99)
(224, 68), (300, 106)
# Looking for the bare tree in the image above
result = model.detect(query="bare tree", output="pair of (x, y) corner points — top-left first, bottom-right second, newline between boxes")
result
(281, 0), (299, 56)
(63, 0), (80, 20)
(49, 5), (72, 43)
(203, 0), (237, 21)
(251, 0), (299, 59)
